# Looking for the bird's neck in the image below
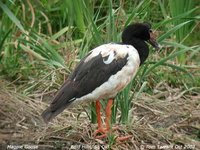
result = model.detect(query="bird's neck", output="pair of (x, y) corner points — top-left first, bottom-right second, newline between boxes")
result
(123, 38), (149, 65)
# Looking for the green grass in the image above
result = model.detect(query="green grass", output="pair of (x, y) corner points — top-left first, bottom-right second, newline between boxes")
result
(0, 0), (200, 135)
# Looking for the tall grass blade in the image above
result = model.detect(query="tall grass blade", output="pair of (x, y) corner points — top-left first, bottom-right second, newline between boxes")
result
(143, 45), (196, 77)
(158, 20), (192, 42)
(0, 1), (25, 33)
(125, 0), (151, 26)
(51, 26), (71, 40)
(0, 29), (12, 53)
(168, 0), (195, 64)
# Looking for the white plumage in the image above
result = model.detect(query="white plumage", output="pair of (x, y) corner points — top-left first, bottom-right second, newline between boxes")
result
(71, 43), (140, 105)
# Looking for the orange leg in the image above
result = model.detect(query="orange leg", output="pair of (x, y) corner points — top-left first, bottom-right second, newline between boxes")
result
(94, 100), (107, 138)
(105, 99), (113, 131)
(94, 99), (114, 139)
(96, 100), (103, 129)
(104, 99), (132, 141)
(94, 99), (132, 141)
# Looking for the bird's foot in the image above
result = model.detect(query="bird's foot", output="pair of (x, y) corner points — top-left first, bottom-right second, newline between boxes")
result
(94, 125), (132, 141)
(94, 127), (108, 139)
(114, 125), (132, 141)
(116, 135), (132, 142)
(94, 125), (120, 138)
(110, 126), (132, 141)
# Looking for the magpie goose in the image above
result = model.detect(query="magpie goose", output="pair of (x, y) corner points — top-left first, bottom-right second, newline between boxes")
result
(42, 22), (160, 140)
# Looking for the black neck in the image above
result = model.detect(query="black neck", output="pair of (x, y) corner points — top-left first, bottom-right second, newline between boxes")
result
(123, 38), (149, 65)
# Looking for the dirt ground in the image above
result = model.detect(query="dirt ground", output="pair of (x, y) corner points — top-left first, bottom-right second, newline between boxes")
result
(0, 80), (200, 150)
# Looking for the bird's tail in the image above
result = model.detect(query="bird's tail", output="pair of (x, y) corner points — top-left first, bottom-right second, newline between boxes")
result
(41, 80), (78, 123)
(41, 104), (68, 123)
(41, 107), (55, 123)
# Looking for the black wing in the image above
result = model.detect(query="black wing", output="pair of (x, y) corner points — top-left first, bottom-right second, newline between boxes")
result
(42, 51), (128, 123)
(69, 53), (128, 98)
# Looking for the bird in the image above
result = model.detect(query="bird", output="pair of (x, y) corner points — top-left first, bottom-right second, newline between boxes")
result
(41, 22), (160, 140)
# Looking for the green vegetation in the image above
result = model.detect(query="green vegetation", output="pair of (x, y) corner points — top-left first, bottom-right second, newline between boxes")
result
(0, 0), (200, 149)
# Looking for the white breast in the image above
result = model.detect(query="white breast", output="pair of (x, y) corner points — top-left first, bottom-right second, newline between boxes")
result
(73, 43), (140, 105)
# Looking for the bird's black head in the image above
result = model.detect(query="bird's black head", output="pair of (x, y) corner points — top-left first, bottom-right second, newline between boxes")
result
(122, 23), (160, 50)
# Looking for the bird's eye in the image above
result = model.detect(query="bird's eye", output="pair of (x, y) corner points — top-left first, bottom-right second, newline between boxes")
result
(149, 29), (152, 33)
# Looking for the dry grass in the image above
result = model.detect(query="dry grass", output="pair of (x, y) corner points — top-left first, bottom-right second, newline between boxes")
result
(0, 79), (200, 150)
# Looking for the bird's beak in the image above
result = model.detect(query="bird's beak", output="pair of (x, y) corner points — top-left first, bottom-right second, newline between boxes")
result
(148, 32), (160, 50)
